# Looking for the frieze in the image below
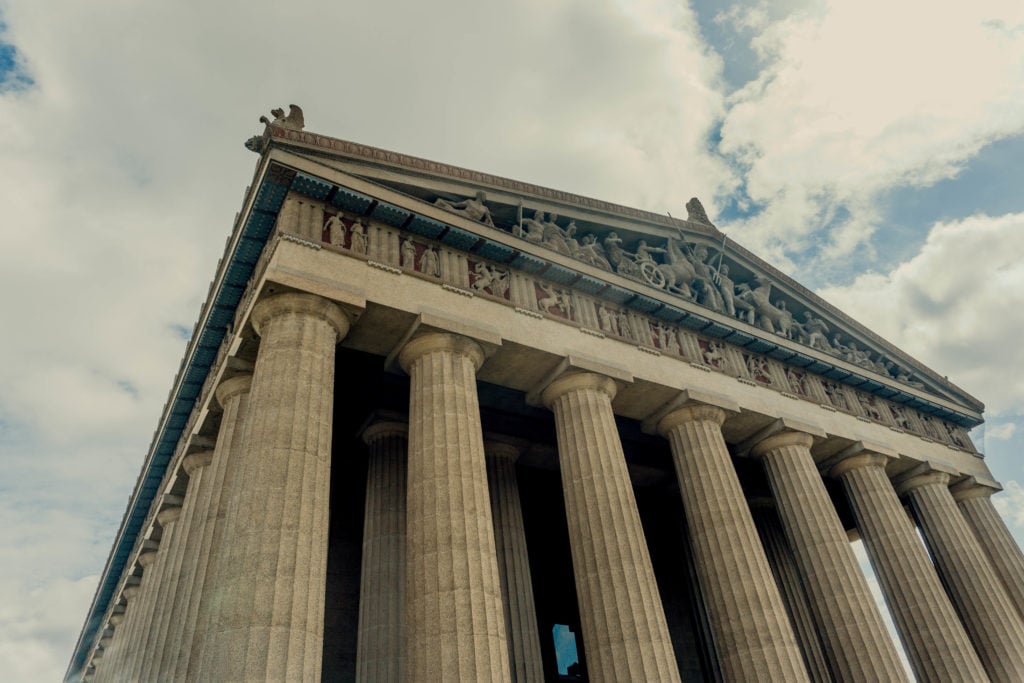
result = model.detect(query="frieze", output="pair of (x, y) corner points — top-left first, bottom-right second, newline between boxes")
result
(282, 192), (978, 453)
(276, 188), (978, 454)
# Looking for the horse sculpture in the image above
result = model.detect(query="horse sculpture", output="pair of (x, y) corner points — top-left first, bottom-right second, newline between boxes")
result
(655, 238), (700, 297)
(741, 276), (794, 336)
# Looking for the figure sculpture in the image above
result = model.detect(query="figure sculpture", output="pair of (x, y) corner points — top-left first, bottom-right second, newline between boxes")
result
(402, 239), (417, 269)
(518, 210), (547, 243)
(471, 262), (509, 298)
(419, 246), (440, 277)
(325, 214), (346, 247)
(685, 197), (715, 227)
(434, 191), (495, 227)
(349, 220), (368, 255)
(260, 104), (305, 131)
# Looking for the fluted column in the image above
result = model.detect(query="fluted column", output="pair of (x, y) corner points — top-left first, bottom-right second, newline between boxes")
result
(126, 503), (181, 683)
(200, 293), (349, 682)
(752, 431), (906, 682)
(749, 499), (832, 683)
(355, 420), (408, 683)
(92, 607), (124, 683)
(180, 374), (251, 681)
(136, 501), (185, 682)
(146, 449), (212, 681)
(898, 468), (1024, 682)
(657, 405), (809, 682)
(100, 578), (143, 682)
(485, 440), (545, 683)
(830, 453), (987, 682)
(952, 479), (1024, 619)
(399, 332), (511, 682)
(542, 372), (681, 683)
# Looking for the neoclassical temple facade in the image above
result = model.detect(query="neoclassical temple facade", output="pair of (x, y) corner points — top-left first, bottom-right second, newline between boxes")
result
(68, 110), (1024, 682)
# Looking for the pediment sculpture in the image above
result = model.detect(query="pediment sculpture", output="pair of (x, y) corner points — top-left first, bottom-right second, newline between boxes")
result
(430, 191), (928, 393)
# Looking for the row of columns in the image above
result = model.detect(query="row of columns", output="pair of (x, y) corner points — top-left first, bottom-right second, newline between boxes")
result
(87, 292), (1024, 683)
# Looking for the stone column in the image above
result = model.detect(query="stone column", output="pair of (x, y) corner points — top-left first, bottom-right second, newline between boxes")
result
(136, 501), (185, 682)
(179, 374), (252, 681)
(752, 431), (907, 682)
(126, 504), (180, 683)
(355, 420), (408, 683)
(398, 332), (512, 682)
(200, 293), (349, 683)
(749, 499), (832, 683)
(952, 479), (1024, 619)
(150, 449), (213, 681)
(898, 468), (1024, 682)
(99, 578), (142, 682)
(830, 453), (987, 682)
(485, 440), (545, 683)
(542, 372), (681, 683)
(657, 405), (808, 682)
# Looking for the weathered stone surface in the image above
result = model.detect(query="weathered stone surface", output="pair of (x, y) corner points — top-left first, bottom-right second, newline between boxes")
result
(898, 468), (1024, 682)
(749, 499), (832, 683)
(831, 453), (987, 682)
(658, 405), (809, 682)
(199, 293), (348, 682)
(356, 421), (408, 683)
(752, 431), (907, 682)
(180, 374), (252, 681)
(485, 440), (545, 683)
(544, 372), (681, 683)
(399, 332), (512, 682)
(952, 479), (1024, 620)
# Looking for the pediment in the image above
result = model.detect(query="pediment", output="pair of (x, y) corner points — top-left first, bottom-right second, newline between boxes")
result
(261, 125), (982, 428)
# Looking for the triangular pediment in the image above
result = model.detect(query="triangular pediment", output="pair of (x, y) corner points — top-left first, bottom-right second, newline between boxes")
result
(258, 125), (982, 428)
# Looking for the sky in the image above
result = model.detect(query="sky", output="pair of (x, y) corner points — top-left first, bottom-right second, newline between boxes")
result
(0, 0), (1022, 679)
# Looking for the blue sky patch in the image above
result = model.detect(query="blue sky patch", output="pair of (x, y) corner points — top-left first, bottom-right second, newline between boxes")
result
(0, 25), (33, 92)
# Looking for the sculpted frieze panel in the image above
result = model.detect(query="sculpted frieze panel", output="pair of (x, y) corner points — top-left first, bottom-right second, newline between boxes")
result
(430, 190), (932, 395)
(310, 196), (975, 453)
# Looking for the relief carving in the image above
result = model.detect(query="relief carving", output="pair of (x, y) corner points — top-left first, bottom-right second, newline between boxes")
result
(419, 246), (440, 277)
(434, 191), (495, 227)
(536, 283), (573, 319)
(470, 262), (510, 299)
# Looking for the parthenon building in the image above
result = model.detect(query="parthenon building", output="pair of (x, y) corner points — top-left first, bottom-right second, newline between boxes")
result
(68, 108), (1024, 682)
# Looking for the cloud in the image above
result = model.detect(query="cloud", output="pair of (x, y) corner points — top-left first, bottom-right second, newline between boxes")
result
(989, 423), (1018, 441)
(994, 480), (1024, 528)
(818, 211), (1024, 416)
(716, 0), (1024, 277)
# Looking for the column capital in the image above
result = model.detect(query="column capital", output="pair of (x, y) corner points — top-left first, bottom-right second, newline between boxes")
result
(749, 430), (815, 458)
(398, 332), (485, 373)
(215, 373), (252, 408)
(893, 462), (956, 496)
(361, 420), (408, 445)
(657, 403), (727, 435)
(251, 292), (350, 340)
(950, 476), (1001, 502)
(137, 549), (160, 569)
(824, 442), (896, 479)
(541, 371), (618, 407)
(183, 450), (215, 476)
(483, 439), (522, 462)
(157, 505), (182, 526)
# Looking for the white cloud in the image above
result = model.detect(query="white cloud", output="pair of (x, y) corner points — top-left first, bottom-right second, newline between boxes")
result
(818, 211), (1024, 416)
(717, 0), (1024, 271)
(989, 423), (1018, 441)
(994, 480), (1024, 528)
